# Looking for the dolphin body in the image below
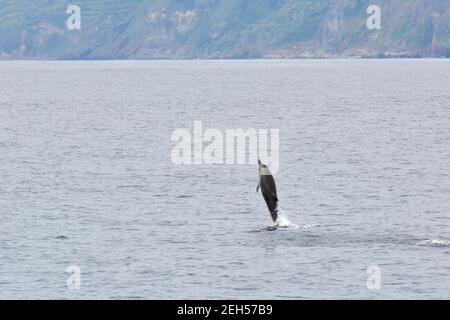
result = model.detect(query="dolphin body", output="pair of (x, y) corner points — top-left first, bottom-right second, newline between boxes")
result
(256, 159), (279, 222)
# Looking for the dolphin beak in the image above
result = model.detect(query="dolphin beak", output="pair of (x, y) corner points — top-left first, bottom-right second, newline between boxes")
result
(258, 159), (262, 166)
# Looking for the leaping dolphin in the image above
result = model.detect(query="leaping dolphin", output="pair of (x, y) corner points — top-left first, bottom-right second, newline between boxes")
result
(256, 159), (279, 222)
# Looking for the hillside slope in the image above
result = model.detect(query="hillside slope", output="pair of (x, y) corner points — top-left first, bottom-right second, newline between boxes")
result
(0, 0), (449, 59)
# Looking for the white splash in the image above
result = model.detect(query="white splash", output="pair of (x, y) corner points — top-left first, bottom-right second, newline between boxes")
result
(274, 208), (314, 230)
(418, 239), (450, 247)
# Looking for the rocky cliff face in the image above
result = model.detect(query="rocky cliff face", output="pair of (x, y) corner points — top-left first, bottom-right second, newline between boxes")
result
(0, 0), (449, 59)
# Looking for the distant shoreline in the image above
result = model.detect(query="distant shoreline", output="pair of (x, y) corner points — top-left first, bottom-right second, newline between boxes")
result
(0, 56), (449, 62)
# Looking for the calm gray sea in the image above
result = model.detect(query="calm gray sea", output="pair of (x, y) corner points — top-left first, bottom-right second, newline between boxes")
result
(0, 60), (449, 299)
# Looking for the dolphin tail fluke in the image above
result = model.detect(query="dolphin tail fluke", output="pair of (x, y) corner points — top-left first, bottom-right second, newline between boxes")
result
(270, 209), (278, 223)
(273, 206), (280, 222)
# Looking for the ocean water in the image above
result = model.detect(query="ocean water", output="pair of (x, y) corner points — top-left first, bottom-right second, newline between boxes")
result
(0, 59), (449, 299)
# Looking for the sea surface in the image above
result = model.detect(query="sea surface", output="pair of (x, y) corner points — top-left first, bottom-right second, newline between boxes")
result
(0, 59), (449, 299)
